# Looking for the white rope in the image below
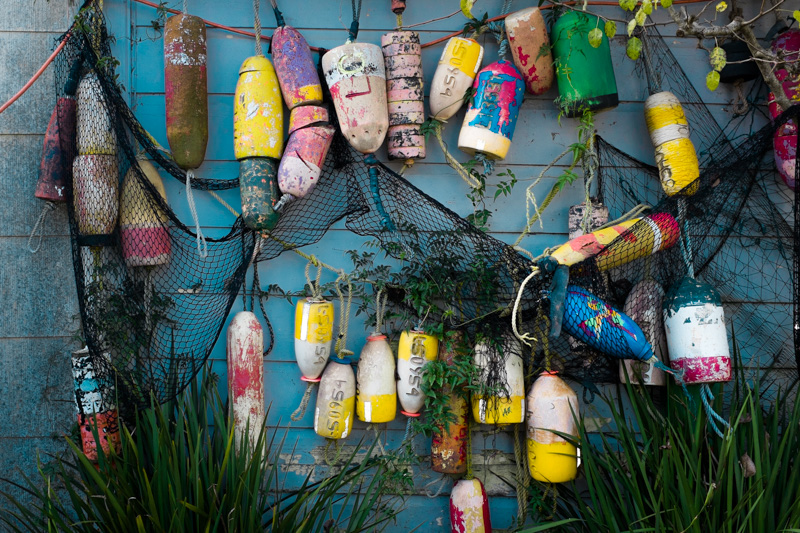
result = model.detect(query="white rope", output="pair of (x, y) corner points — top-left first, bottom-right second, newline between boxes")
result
(511, 266), (540, 347)
(182, 0), (187, 14)
(27, 201), (56, 253)
(373, 288), (388, 334)
(305, 260), (323, 300)
(273, 193), (294, 212)
(186, 169), (208, 258)
(253, 0), (263, 56)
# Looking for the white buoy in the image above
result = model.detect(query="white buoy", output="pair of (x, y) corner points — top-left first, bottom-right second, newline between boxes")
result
(294, 297), (334, 381)
(396, 330), (438, 416)
(472, 334), (525, 425)
(356, 334), (396, 423)
(620, 280), (669, 385)
(314, 360), (356, 440)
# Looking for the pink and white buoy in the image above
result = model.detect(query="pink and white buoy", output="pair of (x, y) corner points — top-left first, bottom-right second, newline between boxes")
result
(450, 478), (492, 533)
(227, 311), (265, 449)
(768, 28), (800, 190)
(381, 30), (426, 161)
(278, 105), (335, 200)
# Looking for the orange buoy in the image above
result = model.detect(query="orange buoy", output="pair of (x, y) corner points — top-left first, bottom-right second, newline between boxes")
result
(505, 7), (554, 95)
(120, 158), (171, 268)
(431, 332), (468, 475)
(382, 31), (426, 161)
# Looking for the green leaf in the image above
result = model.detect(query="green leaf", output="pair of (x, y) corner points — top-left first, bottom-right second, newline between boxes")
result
(706, 70), (720, 91)
(460, 0), (475, 19)
(588, 28), (603, 48)
(626, 36), (642, 60)
(619, 0), (636, 11)
(794, 10), (800, 24)
(661, 0), (673, 6)
(642, 0), (653, 15)
(605, 20), (617, 39)
(716, 0), (727, 12)
(709, 46), (727, 72)
(635, 7), (647, 26)
(627, 18), (637, 37)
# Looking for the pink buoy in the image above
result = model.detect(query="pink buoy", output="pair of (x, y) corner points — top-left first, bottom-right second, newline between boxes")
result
(768, 29), (800, 190)
(271, 25), (323, 109)
(450, 478), (492, 533)
(278, 105), (335, 199)
(382, 31), (425, 161)
(227, 311), (265, 449)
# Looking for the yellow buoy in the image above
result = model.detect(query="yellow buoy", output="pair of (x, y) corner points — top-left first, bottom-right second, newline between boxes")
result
(233, 55), (284, 160)
(294, 297), (334, 381)
(314, 360), (356, 439)
(471, 334), (525, 425)
(644, 91), (699, 196)
(429, 38), (484, 121)
(356, 334), (396, 423)
(396, 330), (438, 416)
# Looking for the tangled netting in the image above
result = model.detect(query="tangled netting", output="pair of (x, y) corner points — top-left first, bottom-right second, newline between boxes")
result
(57, 4), (798, 411)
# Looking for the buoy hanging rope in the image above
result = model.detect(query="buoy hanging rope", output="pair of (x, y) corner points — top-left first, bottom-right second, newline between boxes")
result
(253, 0), (263, 56)
(27, 202), (56, 254)
(365, 155), (396, 231)
(304, 259), (324, 300)
(333, 270), (354, 362)
(373, 287), (388, 335)
(185, 170), (208, 258)
(677, 197), (695, 278)
(348, 0), (363, 43)
(269, 0), (285, 27)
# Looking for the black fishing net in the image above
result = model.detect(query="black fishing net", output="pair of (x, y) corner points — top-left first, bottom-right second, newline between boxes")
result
(57, 3), (798, 414)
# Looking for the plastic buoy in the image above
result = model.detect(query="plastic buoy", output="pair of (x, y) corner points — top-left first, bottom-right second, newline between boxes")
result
(429, 37), (484, 121)
(382, 31), (426, 161)
(272, 25), (323, 109)
(356, 334), (396, 423)
(472, 334), (525, 425)
(278, 105), (335, 199)
(294, 297), (334, 381)
(396, 330), (438, 416)
(120, 158), (171, 268)
(227, 311), (265, 448)
(76, 72), (116, 156)
(71, 347), (120, 461)
(450, 478), (492, 533)
(233, 55), (284, 161)
(527, 372), (579, 483)
(644, 91), (700, 196)
(768, 29), (800, 190)
(620, 280), (668, 385)
(431, 332), (468, 474)
(314, 360), (356, 439)
(239, 157), (280, 231)
(73, 154), (118, 238)
(505, 7), (553, 95)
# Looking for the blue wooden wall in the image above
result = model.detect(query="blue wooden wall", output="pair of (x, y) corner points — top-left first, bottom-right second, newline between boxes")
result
(97, 1), (781, 530)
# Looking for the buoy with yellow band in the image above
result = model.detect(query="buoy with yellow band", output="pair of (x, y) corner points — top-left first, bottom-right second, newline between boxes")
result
(272, 24), (323, 109)
(505, 7), (553, 96)
(472, 334), (525, 425)
(396, 330), (438, 417)
(120, 158), (171, 268)
(356, 333), (396, 423)
(450, 479), (492, 533)
(458, 60), (525, 161)
(73, 155), (118, 239)
(429, 37), (483, 121)
(76, 72), (116, 156)
(620, 280), (668, 386)
(227, 311), (265, 449)
(294, 297), (334, 382)
(382, 31), (426, 161)
(526, 371), (579, 483)
(278, 105), (335, 200)
(644, 91), (700, 196)
(431, 332), (468, 475)
(314, 358), (356, 440)
(164, 13), (208, 170)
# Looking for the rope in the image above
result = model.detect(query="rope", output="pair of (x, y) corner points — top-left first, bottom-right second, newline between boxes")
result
(403, 416), (414, 445)
(581, 131), (599, 234)
(594, 204), (651, 232)
(347, 0), (363, 43)
(514, 423), (529, 526)
(269, 0), (285, 27)
(186, 170), (208, 258)
(27, 202), (56, 254)
(324, 439), (342, 465)
(396, 13), (403, 29)
(182, 0), (187, 14)
(732, 80), (750, 116)
(677, 197), (695, 278)
(512, 266), (540, 347)
(0, 33), (70, 115)
(474, 152), (495, 176)
(305, 260), (323, 299)
(333, 271), (354, 362)
(251, 251), (275, 356)
(253, 0), (262, 56)
(700, 384), (729, 438)
(373, 288), (388, 335)
(290, 381), (316, 421)
(432, 121), (481, 189)
(365, 155), (396, 231)
(207, 190), (241, 218)
(424, 474), (450, 498)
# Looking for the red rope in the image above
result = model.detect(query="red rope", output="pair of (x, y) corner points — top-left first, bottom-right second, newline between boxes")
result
(0, 33), (70, 115)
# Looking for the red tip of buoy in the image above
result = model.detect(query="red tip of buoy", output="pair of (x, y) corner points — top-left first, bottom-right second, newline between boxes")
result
(542, 370), (559, 376)
(401, 410), (421, 417)
(301, 376), (322, 383)
(367, 333), (387, 341)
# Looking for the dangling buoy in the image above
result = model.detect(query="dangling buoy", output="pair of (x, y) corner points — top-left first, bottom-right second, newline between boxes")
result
(227, 311), (265, 448)
(239, 157), (280, 231)
(76, 72), (116, 156)
(314, 359), (356, 439)
(78, 410), (122, 462)
(551, 11), (618, 117)
(278, 105), (335, 199)
(73, 155), (118, 238)
(429, 37), (484, 121)
(271, 25), (323, 109)
(164, 13), (208, 170)
(72, 347), (120, 461)
(505, 7), (554, 95)
(382, 31), (426, 161)
(233, 55), (284, 161)
(356, 334), (396, 423)
(396, 330), (438, 417)
(458, 60), (525, 161)
(432, 332), (468, 474)
(472, 334), (525, 425)
(620, 280), (668, 385)
(663, 277), (732, 384)
(450, 478), (492, 533)
(768, 29), (800, 190)
(527, 371), (579, 483)
(322, 43), (389, 154)
(120, 158), (171, 268)
(294, 297), (334, 381)
(644, 91), (700, 196)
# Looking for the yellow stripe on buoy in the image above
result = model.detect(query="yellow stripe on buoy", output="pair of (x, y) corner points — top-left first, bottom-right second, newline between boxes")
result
(644, 91), (699, 196)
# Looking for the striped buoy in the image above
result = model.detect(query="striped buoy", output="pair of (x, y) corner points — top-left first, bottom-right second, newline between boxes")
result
(644, 92), (699, 196)
(450, 479), (492, 533)
(314, 359), (356, 439)
(768, 29), (800, 190)
(271, 25), (323, 109)
(505, 7), (553, 95)
(429, 37), (484, 121)
(356, 334), (396, 423)
(278, 105), (335, 199)
(76, 72), (116, 156)
(472, 334), (525, 425)
(431, 332), (468, 475)
(120, 158), (171, 268)
(73, 155), (118, 238)
(322, 43), (389, 154)
(71, 347), (120, 461)
(396, 330), (438, 416)
(164, 13), (208, 170)
(294, 297), (334, 381)
(227, 311), (265, 449)
(527, 372), (579, 483)
(382, 31), (426, 161)
(458, 60), (525, 161)
(620, 280), (668, 386)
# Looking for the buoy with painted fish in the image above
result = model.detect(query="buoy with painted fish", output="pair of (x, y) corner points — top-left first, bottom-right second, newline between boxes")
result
(472, 334), (525, 425)
(356, 334), (396, 423)
(227, 311), (265, 449)
(396, 330), (438, 417)
(76, 72), (116, 156)
(663, 277), (732, 384)
(551, 11), (618, 116)
(450, 478), (492, 533)
(526, 371), (579, 483)
(294, 297), (334, 381)
(120, 158), (171, 268)
(314, 358), (356, 439)
(271, 23), (323, 109)
(768, 29), (800, 190)
(73, 154), (118, 239)
(505, 7), (554, 95)
(164, 13), (208, 170)
(71, 347), (121, 461)
(431, 332), (468, 475)
(644, 91), (700, 196)
(278, 105), (335, 200)
(382, 31), (426, 161)
(429, 37), (484, 121)
(458, 60), (525, 161)
(620, 280), (668, 385)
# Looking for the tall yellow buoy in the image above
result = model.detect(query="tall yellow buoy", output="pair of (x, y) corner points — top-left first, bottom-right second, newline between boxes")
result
(356, 334), (396, 423)
(396, 330), (438, 417)
(644, 92), (699, 196)
(472, 334), (525, 425)
(294, 297), (334, 381)
(314, 358), (356, 439)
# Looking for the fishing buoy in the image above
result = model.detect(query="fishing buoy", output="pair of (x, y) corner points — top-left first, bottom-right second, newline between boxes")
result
(620, 280), (668, 385)
(431, 333), (468, 475)
(472, 334), (525, 425)
(294, 297), (334, 381)
(663, 277), (732, 384)
(227, 311), (265, 448)
(644, 92), (700, 196)
(450, 478), (492, 533)
(322, 43), (389, 154)
(505, 7), (554, 95)
(396, 330), (438, 417)
(272, 25), (323, 109)
(120, 159), (171, 268)
(72, 347), (120, 461)
(278, 105), (335, 199)
(429, 37), (484, 121)
(551, 11), (618, 117)
(164, 13), (208, 169)
(233, 55), (284, 160)
(458, 60), (525, 161)
(76, 72), (116, 156)
(78, 411), (122, 462)
(768, 29), (800, 190)
(239, 157), (280, 231)
(356, 334), (396, 423)
(382, 31), (426, 161)
(527, 372), (578, 483)
(314, 359), (356, 439)
(73, 155), (118, 238)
